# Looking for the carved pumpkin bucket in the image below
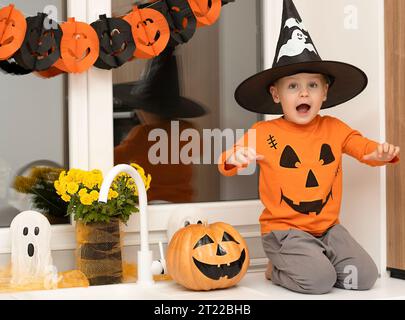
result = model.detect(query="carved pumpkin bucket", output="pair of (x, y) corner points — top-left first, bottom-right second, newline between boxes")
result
(166, 221), (249, 291)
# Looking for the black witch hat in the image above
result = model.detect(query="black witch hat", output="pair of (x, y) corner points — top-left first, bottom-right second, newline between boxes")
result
(113, 47), (207, 119)
(234, 0), (368, 115)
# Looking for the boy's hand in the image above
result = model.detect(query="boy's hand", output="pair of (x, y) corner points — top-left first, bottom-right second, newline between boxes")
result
(363, 142), (400, 162)
(226, 147), (264, 168)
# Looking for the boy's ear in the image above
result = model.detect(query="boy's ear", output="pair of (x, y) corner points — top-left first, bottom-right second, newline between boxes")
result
(323, 83), (329, 102)
(269, 86), (280, 103)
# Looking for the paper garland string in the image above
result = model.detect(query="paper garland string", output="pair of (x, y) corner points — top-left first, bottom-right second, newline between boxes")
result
(0, 0), (235, 77)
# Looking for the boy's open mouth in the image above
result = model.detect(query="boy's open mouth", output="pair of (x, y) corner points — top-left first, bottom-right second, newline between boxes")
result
(296, 104), (311, 113)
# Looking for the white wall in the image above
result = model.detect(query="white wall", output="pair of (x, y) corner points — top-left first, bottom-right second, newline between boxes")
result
(219, 0), (261, 200)
(263, 0), (386, 274)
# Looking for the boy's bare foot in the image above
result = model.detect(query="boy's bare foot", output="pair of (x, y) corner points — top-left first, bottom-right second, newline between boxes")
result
(265, 260), (273, 280)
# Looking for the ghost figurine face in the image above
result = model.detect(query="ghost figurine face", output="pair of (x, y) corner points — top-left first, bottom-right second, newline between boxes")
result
(10, 211), (52, 285)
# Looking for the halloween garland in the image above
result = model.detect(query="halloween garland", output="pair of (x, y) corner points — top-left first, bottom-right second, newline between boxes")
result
(0, 0), (235, 77)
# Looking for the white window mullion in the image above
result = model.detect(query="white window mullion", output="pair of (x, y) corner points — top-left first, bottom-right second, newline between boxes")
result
(68, 0), (90, 171)
(87, 0), (114, 175)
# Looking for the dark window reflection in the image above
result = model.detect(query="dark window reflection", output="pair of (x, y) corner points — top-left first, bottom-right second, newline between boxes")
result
(112, 0), (261, 204)
(11, 161), (68, 225)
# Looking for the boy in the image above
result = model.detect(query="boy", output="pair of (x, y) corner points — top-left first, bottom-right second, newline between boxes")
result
(218, 0), (400, 294)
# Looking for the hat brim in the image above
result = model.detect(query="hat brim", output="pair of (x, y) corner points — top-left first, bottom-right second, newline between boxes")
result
(113, 83), (208, 119)
(234, 61), (368, 114)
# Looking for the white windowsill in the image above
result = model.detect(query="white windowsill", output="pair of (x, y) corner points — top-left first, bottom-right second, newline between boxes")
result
(1, 270), (404, 300)
(0, 200), (264, 254)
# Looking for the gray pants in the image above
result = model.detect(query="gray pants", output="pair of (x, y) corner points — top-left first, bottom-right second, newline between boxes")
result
(261, 224), (378, 294)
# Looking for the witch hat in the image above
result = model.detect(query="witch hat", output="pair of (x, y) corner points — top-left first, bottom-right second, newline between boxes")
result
(113, 47), (207, 119)
(234, 0), (368, 115)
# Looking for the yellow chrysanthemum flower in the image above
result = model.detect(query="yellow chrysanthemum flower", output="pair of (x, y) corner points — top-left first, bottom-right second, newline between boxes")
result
(83, 173), (97, 189)
(126, 179), (135, 189)
(108, 189), (119, 200)
(67, 182), (79, 195)
(54, 180), (63, 196)
(145, 174), (152, 191)
(79, 188), (88, 197)
(58, 183), (68, 196)
(80, 194), (94, 206)
(93, 173), (103, 188)
(90, 190), (99, 201)
(59, 171), (66, 181)
(63, 174), (73, 183)
(57, 165), (151, 222)
(117, 172), (129, 179)
(67, 169), (82, 184)
(130, 163), (145, 176)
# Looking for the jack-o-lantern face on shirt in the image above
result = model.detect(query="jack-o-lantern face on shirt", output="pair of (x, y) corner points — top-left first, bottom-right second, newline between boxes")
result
(278, 143), (337, 215)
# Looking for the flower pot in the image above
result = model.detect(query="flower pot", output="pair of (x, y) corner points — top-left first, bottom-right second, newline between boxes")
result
(75, 218), (123, 286)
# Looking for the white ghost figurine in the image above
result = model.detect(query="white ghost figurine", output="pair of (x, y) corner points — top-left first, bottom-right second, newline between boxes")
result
(10, 211), (53, 285)
(277, 29), (318, 62)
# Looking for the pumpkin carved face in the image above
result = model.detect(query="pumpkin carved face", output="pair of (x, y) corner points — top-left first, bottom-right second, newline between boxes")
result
(278, 143), (337, 215)
(123, 6), (170, 59)
(167, 221), (249, 291)
(0, 5), (27, 60)
(147, 0), (197, 47)
(14, 13), (62, 71)
(55, 18), (99, 73)
(91, 15), (135, 70)
(187, 0), (222, 27)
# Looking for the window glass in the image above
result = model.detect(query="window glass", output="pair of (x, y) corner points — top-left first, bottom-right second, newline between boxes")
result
(112, 0), (262, 204)
(0, 0), (69, 226)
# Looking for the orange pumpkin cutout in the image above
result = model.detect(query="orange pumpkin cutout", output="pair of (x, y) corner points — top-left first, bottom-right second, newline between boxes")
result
(123, 6), (170, 59)
(54, 18), (99, 73)
(35, 66), (65, 79)
(167, 221), (249, 291)
(0, 4), (27, 60)
(278, 143), (337, 216)
(187, 0), (221, 27)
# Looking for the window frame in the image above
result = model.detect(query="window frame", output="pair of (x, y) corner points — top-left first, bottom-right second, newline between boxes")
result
(0, 0), (265, 254)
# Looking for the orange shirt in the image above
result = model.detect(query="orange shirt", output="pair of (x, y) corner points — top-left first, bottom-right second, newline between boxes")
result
(114, 120), (195, 203)
(218, 115), (399, 236)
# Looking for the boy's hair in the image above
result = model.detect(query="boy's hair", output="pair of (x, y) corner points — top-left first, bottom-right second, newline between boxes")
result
(322, 74), (334, 86)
